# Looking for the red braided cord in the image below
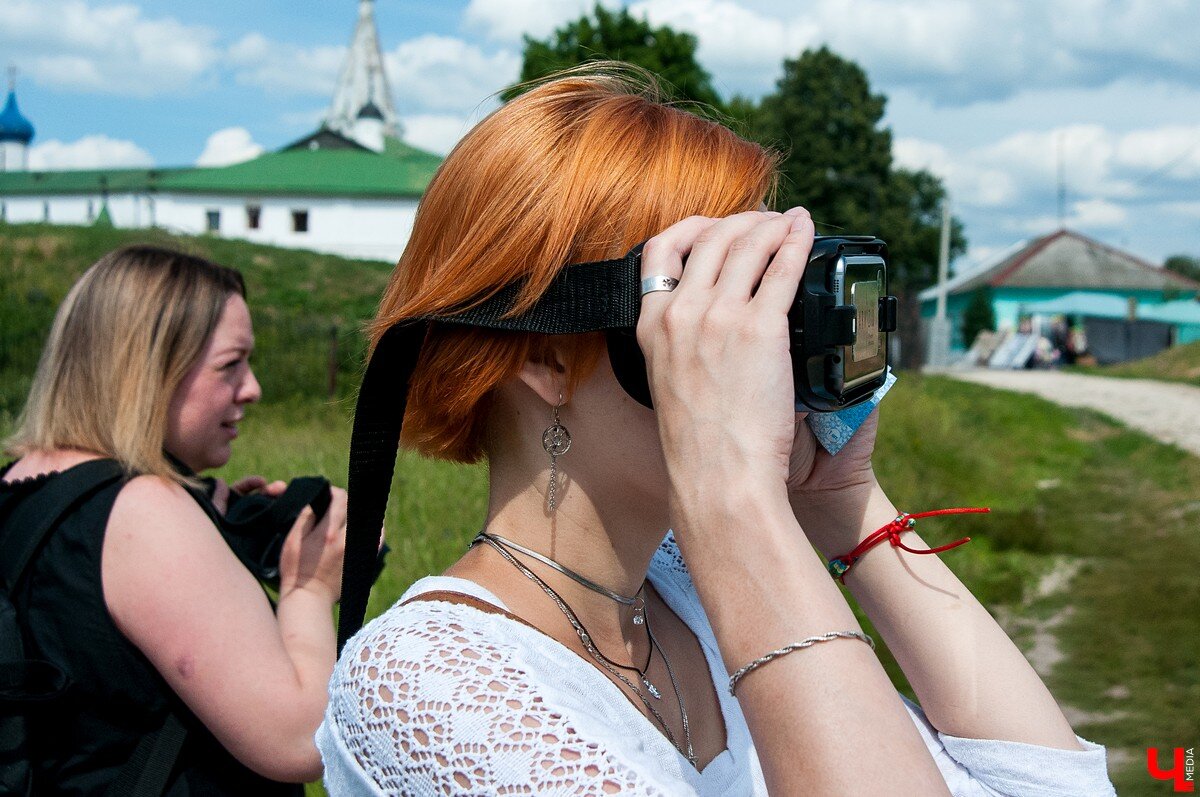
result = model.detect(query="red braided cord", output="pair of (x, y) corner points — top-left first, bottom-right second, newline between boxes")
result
(827, 507), (990, 583)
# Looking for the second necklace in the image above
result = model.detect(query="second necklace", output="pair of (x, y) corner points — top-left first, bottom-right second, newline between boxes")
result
(473, 533), (695, 765)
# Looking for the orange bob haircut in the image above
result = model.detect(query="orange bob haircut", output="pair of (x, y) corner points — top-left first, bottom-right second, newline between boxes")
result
(372, 65), (780, 463)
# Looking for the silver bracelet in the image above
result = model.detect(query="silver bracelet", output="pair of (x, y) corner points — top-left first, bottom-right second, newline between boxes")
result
(728, 631), (876, 695)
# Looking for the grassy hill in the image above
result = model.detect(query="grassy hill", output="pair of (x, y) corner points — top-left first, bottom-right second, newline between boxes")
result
(4, 224), (1197, 794)
(0, 222), (393, 418)
(1075, 340), (1200, 387)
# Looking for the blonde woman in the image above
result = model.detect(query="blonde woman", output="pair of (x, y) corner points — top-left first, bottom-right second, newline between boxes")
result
(318, 72), (1115, 795)
(1, 245), (346, 794)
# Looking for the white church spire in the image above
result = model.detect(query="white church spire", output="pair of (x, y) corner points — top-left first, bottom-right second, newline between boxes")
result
(325, 0), (401, 142)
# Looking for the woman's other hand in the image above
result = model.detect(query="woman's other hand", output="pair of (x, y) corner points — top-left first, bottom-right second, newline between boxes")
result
(210, 475), (287, 514)
(785, 409), (883, 555)
(278, 485), (348, 602)
(231, 474), (288, 497)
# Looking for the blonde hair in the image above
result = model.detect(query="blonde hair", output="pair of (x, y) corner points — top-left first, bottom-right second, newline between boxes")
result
(372, 66), (779, 462)
(5, 245), (246, 483)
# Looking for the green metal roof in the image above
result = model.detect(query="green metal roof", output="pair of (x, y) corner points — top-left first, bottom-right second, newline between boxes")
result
(0, 137), (442, 199)
(158, 147), (441, 198)
(0, 167), (183, 196)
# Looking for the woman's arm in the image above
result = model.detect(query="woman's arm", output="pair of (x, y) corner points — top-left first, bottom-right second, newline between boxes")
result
(101, 475), (346, 782)
(671, 486), (954, 796)
(790, 474), (1084, 750)
(638, 210), (952, 796)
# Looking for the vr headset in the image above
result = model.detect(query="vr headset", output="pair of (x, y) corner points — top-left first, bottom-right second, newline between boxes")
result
(337, 235), (898, 649)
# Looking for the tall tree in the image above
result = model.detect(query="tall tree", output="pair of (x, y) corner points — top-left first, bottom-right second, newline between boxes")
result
(502, 4), (722, 109)
(961, 287), (997, 348)
(747, 47), (966, 366)
(1164, 254), (1200, 285)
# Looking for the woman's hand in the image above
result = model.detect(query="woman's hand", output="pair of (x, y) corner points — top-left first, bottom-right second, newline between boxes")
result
(210, 475), (287, 515)
(786, 409), (879, 495)
(636, 209), (815, 505)
(785, 410), (883, 554)
(278, 485), (348, 603)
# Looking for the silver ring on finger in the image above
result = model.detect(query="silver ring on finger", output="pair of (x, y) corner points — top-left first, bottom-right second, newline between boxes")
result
(640, 275), (679, 297)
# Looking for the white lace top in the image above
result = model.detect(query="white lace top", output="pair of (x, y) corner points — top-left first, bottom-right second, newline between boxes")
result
(318, 535), (1116, 796)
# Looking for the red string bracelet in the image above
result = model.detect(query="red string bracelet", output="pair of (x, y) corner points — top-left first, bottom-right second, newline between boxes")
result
(826, 507), (990, 583)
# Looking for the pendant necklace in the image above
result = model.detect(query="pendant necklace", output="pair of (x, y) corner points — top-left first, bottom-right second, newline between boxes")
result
(475, 533), (654, 691)
(474, 533), (695, 765)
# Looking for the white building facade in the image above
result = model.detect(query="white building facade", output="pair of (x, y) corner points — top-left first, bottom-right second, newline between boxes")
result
(0, 1), (435, 264)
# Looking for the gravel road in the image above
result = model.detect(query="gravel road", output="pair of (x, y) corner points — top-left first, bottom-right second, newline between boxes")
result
(943, 370), (1200, 457)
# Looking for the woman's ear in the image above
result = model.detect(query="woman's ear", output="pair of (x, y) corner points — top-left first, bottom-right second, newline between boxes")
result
(516, 342), (569, 407)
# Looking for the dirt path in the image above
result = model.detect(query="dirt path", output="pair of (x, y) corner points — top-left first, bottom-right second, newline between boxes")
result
(944, 370), (1200, 456)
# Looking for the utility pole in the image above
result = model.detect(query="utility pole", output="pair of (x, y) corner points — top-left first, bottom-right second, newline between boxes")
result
(925, 199), (953, 369)
(1057, 132), (1067, 229)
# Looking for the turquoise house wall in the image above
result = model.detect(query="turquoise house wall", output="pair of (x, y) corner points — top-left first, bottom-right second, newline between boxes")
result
(920, 287), (1185, 351)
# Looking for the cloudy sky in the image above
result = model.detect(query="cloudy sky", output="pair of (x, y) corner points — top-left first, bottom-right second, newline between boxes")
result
(3, 0), (1198, 268)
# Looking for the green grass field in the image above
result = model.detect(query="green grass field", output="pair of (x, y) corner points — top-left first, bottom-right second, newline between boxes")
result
(5, 224), (1196, 794)
(216, 378), (1196, 796)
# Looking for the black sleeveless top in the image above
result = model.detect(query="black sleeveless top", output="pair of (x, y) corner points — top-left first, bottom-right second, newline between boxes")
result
(0, 461), (303, 796)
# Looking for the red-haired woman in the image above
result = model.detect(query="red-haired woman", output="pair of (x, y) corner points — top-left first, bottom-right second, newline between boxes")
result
(317, 70), (1115, 796)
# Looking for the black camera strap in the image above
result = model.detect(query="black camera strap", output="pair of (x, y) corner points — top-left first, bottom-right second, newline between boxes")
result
(338, 246), (643, 650)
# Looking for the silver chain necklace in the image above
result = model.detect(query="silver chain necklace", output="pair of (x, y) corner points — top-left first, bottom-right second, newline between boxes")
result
(475, 533), (652, 685)
(478, 532), (646, 624)
(474, 534), (696, 766)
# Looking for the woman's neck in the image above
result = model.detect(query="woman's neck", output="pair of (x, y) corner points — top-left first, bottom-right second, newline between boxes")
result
(455, 469), (667, 646)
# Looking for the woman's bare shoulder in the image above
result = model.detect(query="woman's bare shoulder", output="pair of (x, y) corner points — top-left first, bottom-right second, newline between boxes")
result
(105, 473), (212, 539)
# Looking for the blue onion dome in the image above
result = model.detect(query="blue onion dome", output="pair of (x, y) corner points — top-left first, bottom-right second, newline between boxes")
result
(356, 101), (384, 121)
(0, 90), (34, 144)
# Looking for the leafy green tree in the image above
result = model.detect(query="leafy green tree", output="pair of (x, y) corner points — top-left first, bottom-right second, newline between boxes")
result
(961, 287), (996, 348)
(746, 47), (967, 365)
(502, 4), (722, 109)
(1164, 254), (1200, 285)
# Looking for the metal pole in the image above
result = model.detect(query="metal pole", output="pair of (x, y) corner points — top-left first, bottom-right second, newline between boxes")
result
(925, 199), (954, 369)
(936, 201), (951, 321)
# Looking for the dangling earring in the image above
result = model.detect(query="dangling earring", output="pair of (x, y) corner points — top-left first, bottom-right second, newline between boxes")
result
(542, 394), (572, 511)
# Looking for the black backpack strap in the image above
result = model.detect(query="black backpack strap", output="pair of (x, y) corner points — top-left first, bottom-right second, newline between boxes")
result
(0, 458), (127, 594)
(103, 712), (188, 797)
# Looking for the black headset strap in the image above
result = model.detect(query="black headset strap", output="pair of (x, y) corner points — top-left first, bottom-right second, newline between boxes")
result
(337, 246), (642, 651)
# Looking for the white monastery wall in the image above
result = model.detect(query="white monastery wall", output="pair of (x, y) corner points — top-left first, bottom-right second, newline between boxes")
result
(2, 194), (147, 226)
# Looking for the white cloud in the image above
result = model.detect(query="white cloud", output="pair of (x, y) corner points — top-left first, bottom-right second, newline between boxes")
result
(227, 33), (344, 96)
(0, 0), (219, 96)
(224, 32), (518, 118)
(1115, 126), (1200, 181)
(28, 135), (154, 170)
(609, 0), (1200, 104)
(894, 138), (1017, 207)
(385, 35), (520, 113)
(1161, 201), (1200, 220)
(895, 121), (1200, 217)
(399, 114), (480, 156)
(195, 127), (264, 167)
(464, 0), (612, 43)
(1023, 198), (1129, 233)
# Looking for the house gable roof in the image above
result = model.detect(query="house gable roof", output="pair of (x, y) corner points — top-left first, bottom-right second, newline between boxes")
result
(920, 229), (1200, 300)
